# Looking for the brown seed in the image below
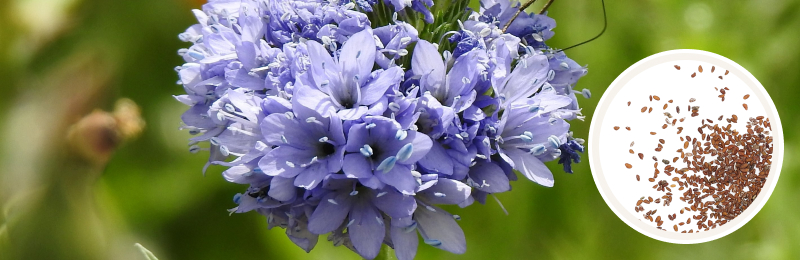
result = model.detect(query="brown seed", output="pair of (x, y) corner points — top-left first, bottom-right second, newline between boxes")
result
(662, 124), (668, 129)
(674, 65), (681, 70)
(698, 65), (703, 72)
(650, 132), (657, 135)
(638, 153), (644, 160)
(628, 101), (631, 106)
(663, 104), (668, 109)
(719, 76), (723, 80)
(689, 98), (696, 103)
(649, 95), (653, 101)
(629, 149), (634, 154)
(725, 70), (729, 75)
(614, 126), (620, 130)
(674, 225), (678, 231)
(691, 72), (696, 78)
(649, 178), (655, 182)
(653, 96), (661, 101)
(648, 107), (653, 113)
(743, 94), (750, 100)
(711, 66), (715, 73)
(636, 175), (640, 181)
(626, 126), (631, 131)
(630, 141), (634, 147)
(625, 163), (632, 169)
(684, 141), (689, 149)
(743, 104), (748, 110)
(641, 106), (647, 113)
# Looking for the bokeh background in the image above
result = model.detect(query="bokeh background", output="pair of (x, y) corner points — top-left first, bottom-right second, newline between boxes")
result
(1, 0), (799, 259)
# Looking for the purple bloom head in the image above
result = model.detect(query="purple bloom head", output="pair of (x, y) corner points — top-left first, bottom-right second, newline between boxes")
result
(174, 0), (589, 258)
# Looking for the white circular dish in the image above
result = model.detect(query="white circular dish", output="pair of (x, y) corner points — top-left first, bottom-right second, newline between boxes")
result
(588, 49), (783, 244)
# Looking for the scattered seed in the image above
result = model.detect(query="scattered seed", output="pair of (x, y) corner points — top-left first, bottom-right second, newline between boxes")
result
(689, 98), (696, 103)
(674, 65), (681, 70)
(650, 132), (657, 135)
(711, 66), (715, 73)
(743, 94), (750, 100)
(641, 106), (647, 113)
(638, 153), (644, 160)
(649, 107), (653, 113)
(614, 126), (620, 130)
(653, 96), (661, 101)
(629, 149), (634, 154)
(628, 101), (631, 106)
(725, 70), (729, 75)
(691, 72), (696, 78)
(719, 76), (723, 80)
(625, 163), (633, 169)
(698, 65), (703, 73)
(743, 103), (748, 110)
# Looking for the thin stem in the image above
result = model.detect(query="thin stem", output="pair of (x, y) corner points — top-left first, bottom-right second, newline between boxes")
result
(501, 0), (538, 33)
(556, 0), (607, 53)
(538, 0), (555, 14)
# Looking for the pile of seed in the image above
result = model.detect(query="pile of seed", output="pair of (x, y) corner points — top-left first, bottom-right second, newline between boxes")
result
(620, 64), (773, 233)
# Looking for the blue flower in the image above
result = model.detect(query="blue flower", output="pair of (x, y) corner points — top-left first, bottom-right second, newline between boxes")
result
(307, 178), (417, 259)
(558, 138), (585, 174)
(495, 93), (573, 187)
(342, 116), (432, 194)
(389, 176), (471, 260)
(295, 29), (403, 120)
(411, 40), (487, 113)
(258, 99), (346, 190)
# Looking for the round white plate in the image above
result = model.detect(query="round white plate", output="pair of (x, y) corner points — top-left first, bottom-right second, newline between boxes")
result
(588, 49), (783, 244)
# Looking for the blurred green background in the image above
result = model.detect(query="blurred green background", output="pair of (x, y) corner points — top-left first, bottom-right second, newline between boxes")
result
(1, 0), (799, 259)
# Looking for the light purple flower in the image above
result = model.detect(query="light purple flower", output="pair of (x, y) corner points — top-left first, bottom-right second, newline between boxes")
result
(258, 99), (346, 190)
(296, 29), (403, 120)
(307, 178), (417, 259)
(342, 116), (432, 195)
(495, 93), (573, 187)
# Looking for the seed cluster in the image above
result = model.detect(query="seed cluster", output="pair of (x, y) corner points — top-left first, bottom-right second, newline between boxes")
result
(623, 64), (773, 234)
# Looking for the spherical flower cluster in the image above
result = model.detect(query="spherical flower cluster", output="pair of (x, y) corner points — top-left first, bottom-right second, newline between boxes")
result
(174, 0), (588, 259)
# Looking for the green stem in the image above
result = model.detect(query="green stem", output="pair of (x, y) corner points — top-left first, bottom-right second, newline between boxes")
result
(369, 244), (395, 260)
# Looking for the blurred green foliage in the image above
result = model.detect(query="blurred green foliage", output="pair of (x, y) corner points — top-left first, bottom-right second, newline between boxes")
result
(1, 0), (799, 259)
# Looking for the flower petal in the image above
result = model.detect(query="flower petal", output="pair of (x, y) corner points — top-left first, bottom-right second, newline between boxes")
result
(337, 106), (369, 120)
(419, 178), (471, 205)
(268, 176), (297, 201)
(360, 66), (402, 105)
(505, 148), (554, 187)
(308, 191), (355, 234)
(396, 130), (432, 164)
(411, 40), (445, 89)
(415, 205), (466, 254)
(294, 163), (328, 190)
(417, 142), (455, 175)
(390, 220), (419, 260)
(468, 160), (511, 193)
(293, 84), (338, 117)
(372, 188), (417, 218)
(340, 29), (377, 83)
(343, 153), (374, 179)
(375, 164), (417, 195)
(348, 200), (385, 259)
